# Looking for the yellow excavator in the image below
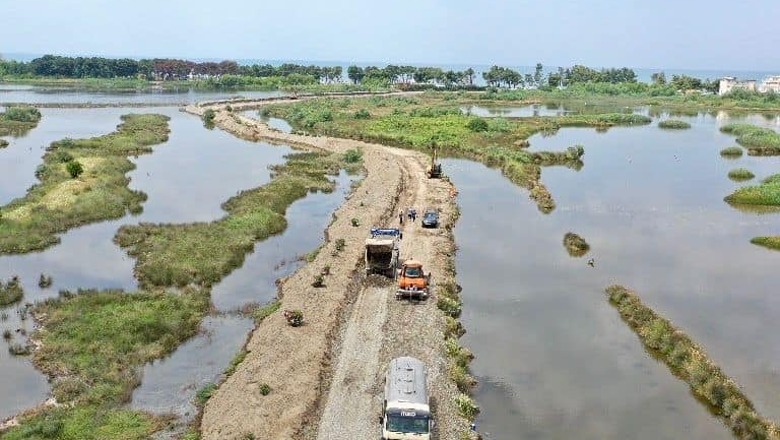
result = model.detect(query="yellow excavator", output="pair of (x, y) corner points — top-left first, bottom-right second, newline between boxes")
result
(426, 145), (442, 178)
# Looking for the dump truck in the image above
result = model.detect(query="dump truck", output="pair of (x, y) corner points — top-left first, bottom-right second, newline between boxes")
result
(365, 228), (401, 278)
(381, 356), (432, 440)
(396, 260), (430, 300)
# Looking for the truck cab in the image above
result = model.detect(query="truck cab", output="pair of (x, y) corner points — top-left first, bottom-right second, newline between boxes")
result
(382, 357), (432, 440)
(396, 260), (430, 300)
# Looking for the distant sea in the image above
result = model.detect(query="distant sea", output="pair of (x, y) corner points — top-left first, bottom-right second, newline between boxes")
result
(4, 52), (777, 85)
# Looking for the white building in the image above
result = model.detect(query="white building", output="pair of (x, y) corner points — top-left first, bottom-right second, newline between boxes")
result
(719, 77), (757, 96)
(759, 76), (780, 93)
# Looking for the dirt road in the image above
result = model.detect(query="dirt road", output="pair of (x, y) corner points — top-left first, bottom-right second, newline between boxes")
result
(183, 101), (472, 440)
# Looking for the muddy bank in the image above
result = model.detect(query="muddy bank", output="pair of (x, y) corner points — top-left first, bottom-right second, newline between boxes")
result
(183, 103), (473, 439)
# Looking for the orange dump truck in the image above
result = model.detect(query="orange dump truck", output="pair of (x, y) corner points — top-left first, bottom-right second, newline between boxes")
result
(396, 260), (431, 300)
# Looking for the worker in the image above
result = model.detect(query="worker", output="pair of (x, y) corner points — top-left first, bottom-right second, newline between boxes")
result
(399, 209), (404, 224)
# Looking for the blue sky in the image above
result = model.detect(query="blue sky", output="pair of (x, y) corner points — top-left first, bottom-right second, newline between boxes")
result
(1, 0), (778, 70)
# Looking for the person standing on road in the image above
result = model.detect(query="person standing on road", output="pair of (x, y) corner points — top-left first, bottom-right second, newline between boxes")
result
(399, 209), (404, 224)
(410, 208), (417, 222)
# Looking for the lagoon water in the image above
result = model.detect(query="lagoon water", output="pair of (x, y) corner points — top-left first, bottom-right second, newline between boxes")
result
(447, 111), (780, 439)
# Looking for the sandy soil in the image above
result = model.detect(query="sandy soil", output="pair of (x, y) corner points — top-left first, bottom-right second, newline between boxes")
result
(183, 100), (473, 440)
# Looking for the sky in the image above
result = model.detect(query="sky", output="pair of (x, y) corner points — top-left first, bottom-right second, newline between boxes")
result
(1, 0), (779, 71)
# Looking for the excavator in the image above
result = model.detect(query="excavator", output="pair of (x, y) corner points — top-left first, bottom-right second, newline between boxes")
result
(426, 145), (442, 178)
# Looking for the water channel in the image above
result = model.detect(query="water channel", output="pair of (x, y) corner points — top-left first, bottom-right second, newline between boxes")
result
(0, 99), (348, 420)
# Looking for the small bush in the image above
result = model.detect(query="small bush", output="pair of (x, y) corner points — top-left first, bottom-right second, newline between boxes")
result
(0, 139), (8, 148)
(728, 168), (755, 181)
(0, 276), (24, 306)
(8, 343), (32, 356)
(259, 383), (271, 396)
(38, 274), (53, 288)
(196, 383), (218, 406)
(438, 296), (462, 318)
(335, 238), (346, 252)
(353, 109), (371, 119)
(455, 393), (480, 420)
(2, 329), (11, 340)
(466, 118), (489, 132)
(658, 119), (691, 129)
(563, 232), (590, 257)
(66, 160), (84, 179)
(720, 146), (744, 158)
(51, 150), (74, 163)
(351, 218), (360, 227)
(225, 105), (233, 112)
(203, 109), (216, 122)
(343, 148), (363, 163)
(312, 275), (325, 288)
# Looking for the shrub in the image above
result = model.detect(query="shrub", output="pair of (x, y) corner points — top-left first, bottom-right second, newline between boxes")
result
(351, 218), (360, 227)
(66, 160), (84, 178)
(0, 276), (24, 306)
(720, 146), (743, 158)
(2, 329), (11, 340)
(353, 109), (371, 119)
(203, 109), (216, 124)
(195, 383), (217, 406)
(259, 383), (271, 396)
(38, 273), (53, 288)
(658, 119), (691, 129)
(563, 232), (590, 257)
(455, 394), (480, 420)
(728, 168), (755, 181)
(438, 296), (462, 318)
(343, 148), (363, 163)
(8, 343), (31, 356)
(466, 118), (489, 132)
(312, 275), (325, 288)
(335, 238), (346, 252)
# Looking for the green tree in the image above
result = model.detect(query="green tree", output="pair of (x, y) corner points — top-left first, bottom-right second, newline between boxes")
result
(651, 72), (667, 85)
(534, 63), (543, 87)
(66, 161), (84, 179)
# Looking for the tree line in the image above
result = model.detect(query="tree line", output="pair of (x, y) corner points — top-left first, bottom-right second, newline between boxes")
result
(0, 54), (720, 92)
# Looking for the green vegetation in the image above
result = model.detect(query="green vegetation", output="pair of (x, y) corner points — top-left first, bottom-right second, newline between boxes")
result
(65, 160), (84, 178)
(0, 139), (8, 148)
(721, 124), (780, 155)
(727, 168), (755, 181)
(263, 95), (627, 212)
(2, 287), (208, 439)
(115, 152), (358, 287)
(0, 106), (42, 136)
(563, 232), (590, 257)
(0, 276), (24, 306)
(719, 146), (744, 158)
(724, 175), (780, 206)
(454, 394), (480, 420)
(224, 349), (248, 377)
(750, 237), (780, 251)
(253, 300), (281, 324)
(658, 119), (691, 129)
(0, 114), (170, 254)
(605, 285), (780, 439)
(196, 383), (218, 407)
(259, 383), (272, 396)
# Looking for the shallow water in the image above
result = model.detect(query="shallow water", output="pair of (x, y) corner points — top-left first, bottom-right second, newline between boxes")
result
(0, 85), (286, 106)
(241, 111), (293, 133)
(447, 110), (780, 439)
(131, 172), (355, 418)
(0, 109), (296, 419)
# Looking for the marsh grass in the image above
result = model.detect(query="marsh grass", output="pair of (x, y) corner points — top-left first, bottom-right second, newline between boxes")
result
(724, 176), (780, 206)
(253, 300), (281, 324)
(721, 124), (780, 155)
(224, 349), (247, 377)
(751, 237), (780, 251)
(0, 114), (170, 254)
(605, 285), (780, 438)
(0, 276), (24, 306)
(727, 168), (755, 181)
(115, 151), (353, 287)
(264, 96), (635, 213)
(0, 106), (42, 136)
(563, 232), (590, 257)
(196, 383), (218, 407)
(719, 146), (744, 158)
(658, 119), (691, 129)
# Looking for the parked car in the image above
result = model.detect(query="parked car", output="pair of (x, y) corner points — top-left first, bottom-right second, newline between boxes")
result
(421, 208), (439, 228)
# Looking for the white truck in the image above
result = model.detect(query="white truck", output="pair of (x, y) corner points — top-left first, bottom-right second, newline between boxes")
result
(381, 356), (432, 440)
